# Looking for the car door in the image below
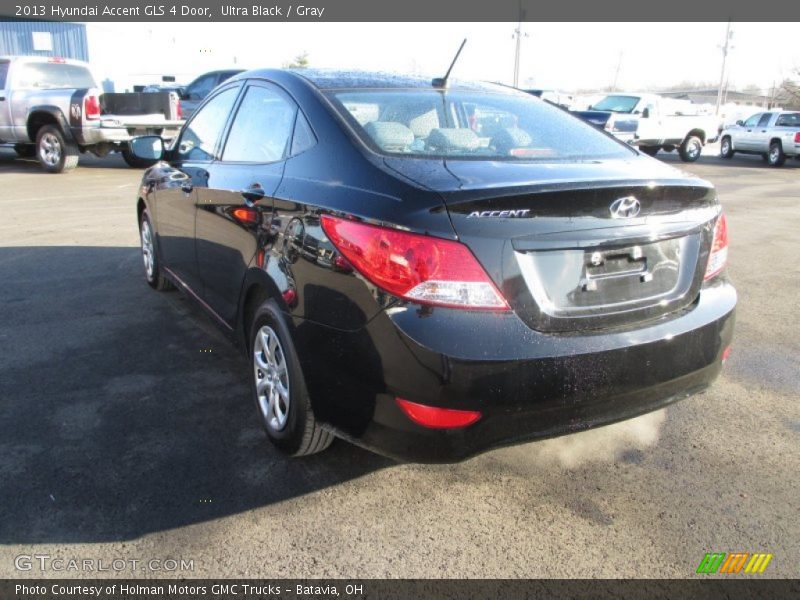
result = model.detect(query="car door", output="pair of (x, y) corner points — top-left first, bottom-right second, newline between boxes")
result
(195, 81), (299, 324)
(154, 84), (240, 294)
(735, 113), (762, 151)
(750, 113), (774, 152)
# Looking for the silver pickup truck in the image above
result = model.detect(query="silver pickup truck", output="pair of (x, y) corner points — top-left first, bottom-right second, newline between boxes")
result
(0, 56), (183, 172)
(719, 111), (800, 167)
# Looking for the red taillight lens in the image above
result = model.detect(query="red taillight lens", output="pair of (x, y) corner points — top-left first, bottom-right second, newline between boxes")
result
(84, 95), (100, 120)
(704, 213), (728, 281)
(320, 215), (508, 310)
(396, 398), (482, 429)
(176, 97), (183, 120)
(232, 207), (258, 224)
(794, 132), (800, 144)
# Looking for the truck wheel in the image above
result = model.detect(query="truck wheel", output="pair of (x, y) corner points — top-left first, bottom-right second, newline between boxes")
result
(122, 146), (158, 169)
(719, 137), (735, 159)
(13, 144), (35, 158)
(36, 125), (79, 173)
(250, 300), (334, 457)
(639, 145), (660, 157)
(678, 136), (702, 162)
(767, 141), (786, 167)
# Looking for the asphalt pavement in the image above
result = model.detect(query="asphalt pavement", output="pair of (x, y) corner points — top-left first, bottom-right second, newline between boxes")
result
(0, 146), (797, 578)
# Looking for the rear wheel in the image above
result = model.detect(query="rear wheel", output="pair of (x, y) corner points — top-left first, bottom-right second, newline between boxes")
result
(36, 125), (79, 173)
(678, 135), (702, 162)
(767, 141), (786, 167)
(250, 300), (334, 457)
(719, 136), (735, 159)
(139, 209), (173, 290)
(639, 145), (660, 157)
(13, 144), (35, 158)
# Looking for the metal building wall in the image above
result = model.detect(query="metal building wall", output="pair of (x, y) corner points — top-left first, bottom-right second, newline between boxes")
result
(0, 20), (89, 61)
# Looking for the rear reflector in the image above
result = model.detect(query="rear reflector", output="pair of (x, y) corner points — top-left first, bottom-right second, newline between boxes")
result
(396, 398), (482, 429)
(704, 213), (728, 280)
(721, 346), (732, 363)
(320, 215), (508, 310)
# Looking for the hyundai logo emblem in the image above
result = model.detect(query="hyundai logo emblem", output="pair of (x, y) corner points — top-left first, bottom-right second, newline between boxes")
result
(609, 196), (641, 218)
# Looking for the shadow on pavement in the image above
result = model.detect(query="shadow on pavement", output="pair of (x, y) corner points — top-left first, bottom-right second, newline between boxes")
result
(0, 245), (392, 543)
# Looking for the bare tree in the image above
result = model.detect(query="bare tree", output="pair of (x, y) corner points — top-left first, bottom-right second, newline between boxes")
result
(284, 52), (310, 69)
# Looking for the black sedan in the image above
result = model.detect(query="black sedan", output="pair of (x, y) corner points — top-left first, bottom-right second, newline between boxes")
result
(130, 69), (736, 462)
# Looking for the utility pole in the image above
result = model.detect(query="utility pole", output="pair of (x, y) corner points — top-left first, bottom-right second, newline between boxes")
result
(512, 0), (527, 87)
(715, 21), (733, 115)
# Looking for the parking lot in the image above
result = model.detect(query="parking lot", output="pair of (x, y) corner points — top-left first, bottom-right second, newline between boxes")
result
(0, 145), (797, 578)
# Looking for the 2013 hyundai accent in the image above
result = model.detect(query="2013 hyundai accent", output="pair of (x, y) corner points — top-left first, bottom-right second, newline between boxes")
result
(131, 70), (736, 462)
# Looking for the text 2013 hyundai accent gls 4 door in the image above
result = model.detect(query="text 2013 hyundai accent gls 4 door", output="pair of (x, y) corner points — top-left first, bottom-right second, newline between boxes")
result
(132, 70), (736, 463)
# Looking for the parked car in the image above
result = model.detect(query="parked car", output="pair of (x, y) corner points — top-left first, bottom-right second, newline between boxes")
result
(179, 69), (243, 118)
(0, 56), (183, 172)
(522, 89), (574, 109)
(130, 70), (735, 462)
(719, 111), (800, 166)
(572, 93), (722, 162)
(143, 83), (187, 98)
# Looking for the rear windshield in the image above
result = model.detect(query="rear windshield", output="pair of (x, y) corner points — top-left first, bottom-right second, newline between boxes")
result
(775, 113), (800, 127)
(14, 62), (96, 89)
(327, 89), (632, 161)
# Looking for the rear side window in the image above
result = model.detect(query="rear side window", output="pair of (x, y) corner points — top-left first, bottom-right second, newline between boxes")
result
(0, 61), (8, 89)
(775, 113), (800, 127)
(14, 62), (96, 89)
(222, 85), (297, 163)
(177, 86), (239, 161)
(757, 113), (773, 127)
(291, 111), (316, 155)
(329, 89), (632, 161)
(186, 74), (217, 100)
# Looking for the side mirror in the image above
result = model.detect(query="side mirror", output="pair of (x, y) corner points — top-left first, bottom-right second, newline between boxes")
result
(641, 108), (650, 119)
(736, 120), (744, 126)
(587, 105), (593, 110)
(129, 136), (164, 161)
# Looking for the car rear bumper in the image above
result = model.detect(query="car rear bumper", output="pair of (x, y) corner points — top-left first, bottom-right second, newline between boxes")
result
(293, 279), (736, 463)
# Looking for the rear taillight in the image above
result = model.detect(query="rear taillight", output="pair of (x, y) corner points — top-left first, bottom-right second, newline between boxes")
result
(704, 213), (728, 280)
(794, 132), (800, 144)
(84, 95), (100, 120)
(320, 215), (508, 311)
(396, 398), (482, 429)
(175, 97), (183, 120)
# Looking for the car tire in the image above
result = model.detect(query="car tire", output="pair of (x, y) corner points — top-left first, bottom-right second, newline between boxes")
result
(122, 146), (158, 169)
(719, 136), (735, 159)
(250, 300), (334, 457)
(13, 144), (36, 158)
(139, 209), (173, 291)
(36, 125), (79, 173)
(678, 135), (702, 162)
(767, 141), (786, 167)
(639, 145), (660, 157)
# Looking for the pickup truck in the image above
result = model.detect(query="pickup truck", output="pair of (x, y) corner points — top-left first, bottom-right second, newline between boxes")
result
(0, 56), (183, 172)
(719, 110), (800, 167)
(572, 93), (722, 162)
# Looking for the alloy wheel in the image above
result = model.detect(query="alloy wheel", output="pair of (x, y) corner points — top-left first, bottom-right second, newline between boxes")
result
(39, 132), (61, 167)
(253, 325), (291, 431)
(140, 219), (155, 280)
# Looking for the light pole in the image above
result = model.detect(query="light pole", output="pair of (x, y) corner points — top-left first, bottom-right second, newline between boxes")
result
(715, 21), (734, 115)
(512, 1), (528, 87)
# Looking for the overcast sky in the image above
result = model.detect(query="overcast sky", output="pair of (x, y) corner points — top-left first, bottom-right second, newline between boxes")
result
(85, 22), (798, 94)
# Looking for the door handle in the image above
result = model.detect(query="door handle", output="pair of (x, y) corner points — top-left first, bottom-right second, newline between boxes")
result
(180, 182), (194, 193)
(241, 183), (265, 206)
(0, 96), (5, 101)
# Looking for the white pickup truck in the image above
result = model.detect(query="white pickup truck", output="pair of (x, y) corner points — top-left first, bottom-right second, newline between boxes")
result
(719, 111), (800, 167)
(572, 93), (722, 162)
(0, 56), (183, 172)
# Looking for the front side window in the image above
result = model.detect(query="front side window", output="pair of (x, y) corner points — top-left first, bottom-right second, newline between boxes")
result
(177, 86), (238, 161)
(14, 62), (96, 89)
(743, 113), (762, 128)
(0, 61), (9, 89)
(328, 89), (632, 161)
(222, 85), (297, 163)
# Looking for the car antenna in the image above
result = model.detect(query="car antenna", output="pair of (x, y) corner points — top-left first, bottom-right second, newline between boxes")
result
(432, 38), (467, 88)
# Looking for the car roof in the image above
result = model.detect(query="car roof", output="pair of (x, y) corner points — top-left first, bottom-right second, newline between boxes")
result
(234, 68), (518, 94)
